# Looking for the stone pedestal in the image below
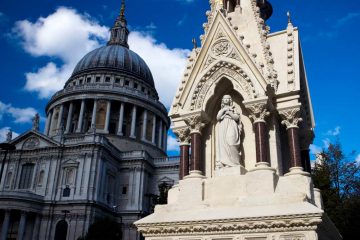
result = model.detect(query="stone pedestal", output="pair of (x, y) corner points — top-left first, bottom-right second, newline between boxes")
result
(135, 166), (342, 240)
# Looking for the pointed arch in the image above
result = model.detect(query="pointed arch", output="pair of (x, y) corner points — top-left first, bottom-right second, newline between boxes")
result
(190, 61), (262, 111)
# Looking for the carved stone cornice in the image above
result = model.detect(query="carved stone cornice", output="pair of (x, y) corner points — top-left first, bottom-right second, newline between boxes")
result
(244, 98), (270, 123)
(183, 112), (209, 134)
(137, 213), (322, 237)
(278, 106), (303, 129)
(172, 127), (190, 146)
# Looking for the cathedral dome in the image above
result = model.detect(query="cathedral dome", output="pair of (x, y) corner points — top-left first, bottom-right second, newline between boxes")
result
(71, 45), (155, 88)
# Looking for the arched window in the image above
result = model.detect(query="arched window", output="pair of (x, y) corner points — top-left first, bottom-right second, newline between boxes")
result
(38, 170), (45, 186)
(19, 163), (35, 189)
(63, 186), (71, 197)
(5, 172), (12, 188)
(64, 168), (75, 185)
(54, 220), (68, 240)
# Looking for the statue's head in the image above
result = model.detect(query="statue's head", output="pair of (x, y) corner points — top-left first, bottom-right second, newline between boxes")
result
(221, 95), (233, 108)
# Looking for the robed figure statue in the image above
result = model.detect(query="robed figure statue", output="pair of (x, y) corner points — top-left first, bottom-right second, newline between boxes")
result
(216, 95), (242, 168)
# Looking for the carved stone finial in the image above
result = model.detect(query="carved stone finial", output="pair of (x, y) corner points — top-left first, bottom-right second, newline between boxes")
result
(173, 127), (190, 145)
(287, 11), (292, 24)
(6, 130), (12, 142)
(278, 107), (303, 129)
(192, 38), (198, 49)
(32, 113), (40, 131)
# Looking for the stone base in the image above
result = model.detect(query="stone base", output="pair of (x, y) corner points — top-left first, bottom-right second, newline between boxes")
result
(215, 165), (247, 177)
(136, 164), (342, 240)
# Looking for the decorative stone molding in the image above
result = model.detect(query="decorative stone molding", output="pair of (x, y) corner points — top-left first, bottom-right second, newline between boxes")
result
(286, 13), (296, 91)
(23, 137), (40, 150)
(244, 98), (270, 123)
(172, 127), (190, 146)
(278, 107), (303, 129)
(183, 113), (209, 134)
(137, 214), (322, 237)
(192, 62), (256, 111)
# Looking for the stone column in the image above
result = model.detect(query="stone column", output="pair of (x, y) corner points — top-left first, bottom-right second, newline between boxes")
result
(65, 102), (74, 134)
(158, 120), (163, 148)
(76, 99), (85, 133)
(130, 105), (137, 138)
(141, 109), (148, 141)
(279, 106), (308, 175)
(104, 100), (111, 132)
(91, 99), (98, 129)
(173, 128), (190, 180)
(184, 113), (207, 176)
(245, 99), (271, 167)
(32, 214), (41, 240)
(56, 104), (64, 130)
(44, 110), (53, 135)
(117, 102), (125, 136)
(1, 210), (10, 240)
(151, 115), (157, 144)
(163, 127), (168, 151)
(18, 211), (27, 240)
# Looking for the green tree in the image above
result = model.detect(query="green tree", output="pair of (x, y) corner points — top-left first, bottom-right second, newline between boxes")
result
(312, 141), (360, 239)
(78, 217), (122, 240)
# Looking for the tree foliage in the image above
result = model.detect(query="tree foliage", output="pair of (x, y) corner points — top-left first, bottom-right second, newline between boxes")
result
(312, 141), (360, 239)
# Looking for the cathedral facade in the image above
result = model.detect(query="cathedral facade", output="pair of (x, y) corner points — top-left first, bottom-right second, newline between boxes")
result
(0, 3), (179, 240)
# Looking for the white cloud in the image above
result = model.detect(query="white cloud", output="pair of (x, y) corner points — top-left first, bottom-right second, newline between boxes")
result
(0, 101), (38, 123)
(335, 12), (360, 29)
(167, 134), (180, 152)
(326, 126), (341, 136)
(15, 7), (190, 107)
(355, 154), (360, 164)
(14, 7), (109, 98)
(310, 144), (322, 155)
(129, 32), (190, 107)
(0, 127), (19, 143)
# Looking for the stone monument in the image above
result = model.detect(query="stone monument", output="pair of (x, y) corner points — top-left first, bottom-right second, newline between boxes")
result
(135, 1), (341, 239)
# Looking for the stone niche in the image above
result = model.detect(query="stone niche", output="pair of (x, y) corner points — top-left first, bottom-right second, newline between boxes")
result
(202, 78), (256, 178)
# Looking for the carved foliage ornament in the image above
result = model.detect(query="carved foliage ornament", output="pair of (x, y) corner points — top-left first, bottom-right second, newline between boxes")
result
(137, 215), (322, 236)
(172, 128), (190, 145)
(245, 102), (270, 123)
(212, 39), (231, 56)
(279, 107), (303, 129)
(192, 63), (256, 111)
(184, 114), (208, 134)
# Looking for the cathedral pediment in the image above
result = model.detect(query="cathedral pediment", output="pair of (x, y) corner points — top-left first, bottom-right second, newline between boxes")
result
(10, 130), (60, 150)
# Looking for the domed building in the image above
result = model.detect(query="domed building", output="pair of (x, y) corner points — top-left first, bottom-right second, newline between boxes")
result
(0, 3), (179, 240)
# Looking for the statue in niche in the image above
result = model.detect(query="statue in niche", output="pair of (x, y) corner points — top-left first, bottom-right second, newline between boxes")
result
(216, 95), (242, 168)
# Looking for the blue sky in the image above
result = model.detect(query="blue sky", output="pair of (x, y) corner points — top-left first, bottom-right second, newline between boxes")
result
(0, 0), (359, 161)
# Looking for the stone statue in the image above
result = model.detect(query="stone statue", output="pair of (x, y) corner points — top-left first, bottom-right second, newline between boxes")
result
(6, 130), (12, 142)
(216, 95), (242, 168)
(32, 113), (40, 131)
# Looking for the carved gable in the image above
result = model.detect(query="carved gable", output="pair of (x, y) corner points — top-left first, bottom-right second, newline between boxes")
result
(10, 131), (59, 150)
(170, 10), (273, 116)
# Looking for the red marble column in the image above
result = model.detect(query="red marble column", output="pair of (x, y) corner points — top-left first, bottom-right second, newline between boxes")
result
(254, 121), (268, 163)
(179, 145), (190, 180)
(287, 127), (302, 169)
(190, 132), (201, 172)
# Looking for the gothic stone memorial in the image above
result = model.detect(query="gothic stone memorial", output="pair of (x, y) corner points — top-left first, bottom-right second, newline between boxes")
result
(135, 1), (342, 240)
